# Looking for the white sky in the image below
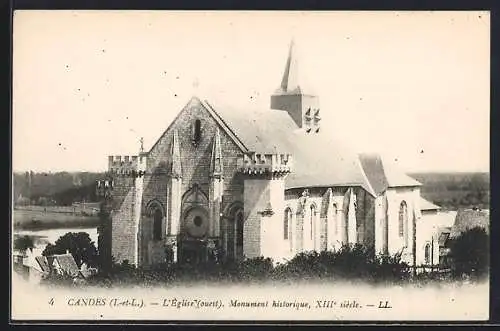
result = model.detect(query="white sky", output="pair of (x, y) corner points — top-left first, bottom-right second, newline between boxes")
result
(12, 11), (490, 173)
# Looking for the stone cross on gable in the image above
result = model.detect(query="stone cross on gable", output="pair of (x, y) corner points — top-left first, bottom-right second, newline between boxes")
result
(139, 137), (144, 153)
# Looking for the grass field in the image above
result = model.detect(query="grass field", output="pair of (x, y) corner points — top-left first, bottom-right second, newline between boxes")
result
(13, 208), (100, 230)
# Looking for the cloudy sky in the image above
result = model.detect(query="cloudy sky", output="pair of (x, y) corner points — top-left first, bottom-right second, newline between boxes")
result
(13, 11), (489, 173)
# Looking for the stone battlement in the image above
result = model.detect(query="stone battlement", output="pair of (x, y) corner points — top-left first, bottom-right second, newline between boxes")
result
(238, 152), (293, 175)
(108, 154), (147, 176)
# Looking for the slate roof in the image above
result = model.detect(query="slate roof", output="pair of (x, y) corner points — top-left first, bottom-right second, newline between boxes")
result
(204, 99), (377, 195)
(358, 153), (422, 194)
(205, 100), (298, 154)
(202, 97), (423, 196)
(53, 253), (80, 277)
(450, 209), (489, 238)
(35, 256), (51, 273)
(438, 228), (452, 246)
(420, 197), (441, 211)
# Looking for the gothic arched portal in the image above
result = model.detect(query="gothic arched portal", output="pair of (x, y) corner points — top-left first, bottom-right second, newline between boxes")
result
(225, 204), (244, 261)
(153, 209), (162, 241)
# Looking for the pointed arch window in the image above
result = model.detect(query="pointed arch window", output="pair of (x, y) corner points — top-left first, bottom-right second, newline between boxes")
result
(424, 243), (431, 264)
(332, 203), (338, 235)
(192, 119), (202, 146)
(235, 210), (244, 254)
(398, 201), (408, 244)
(309, 204), (316, 240)
(284, 208), (292, 240)
(153, 208), (163, 241)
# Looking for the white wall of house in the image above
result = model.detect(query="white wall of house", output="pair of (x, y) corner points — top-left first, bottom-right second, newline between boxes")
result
(416, 210), (457, 266)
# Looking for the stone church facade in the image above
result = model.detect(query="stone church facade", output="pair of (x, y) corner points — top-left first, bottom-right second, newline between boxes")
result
(98, 41), (442, 268)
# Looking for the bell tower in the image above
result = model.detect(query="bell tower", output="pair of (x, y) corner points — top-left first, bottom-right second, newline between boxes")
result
(270, 39), (321, 133)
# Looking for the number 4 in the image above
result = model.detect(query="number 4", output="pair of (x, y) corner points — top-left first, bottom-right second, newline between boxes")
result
(48, 298), (54, 306)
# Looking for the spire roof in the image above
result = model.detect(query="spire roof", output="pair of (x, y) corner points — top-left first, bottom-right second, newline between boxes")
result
(280, 39), (299, 92)
(274, 39), (315, 96)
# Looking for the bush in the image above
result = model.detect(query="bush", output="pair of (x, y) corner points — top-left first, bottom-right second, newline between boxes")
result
(237, 257), (274, 281)
(42, 232), (99, 268)
(448, 226), (489, 280)
(67, 245), (414, 287)
(372, 252), (410, 283)
(14, 235), (35, 252)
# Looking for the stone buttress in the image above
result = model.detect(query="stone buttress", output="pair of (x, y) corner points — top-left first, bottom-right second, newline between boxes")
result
(239, 152), (293, 261)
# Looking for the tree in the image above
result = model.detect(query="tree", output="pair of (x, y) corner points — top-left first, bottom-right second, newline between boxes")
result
(14, 235), (35, 252)
(448, 226), (489, 279)
(42, 232), (98, 268)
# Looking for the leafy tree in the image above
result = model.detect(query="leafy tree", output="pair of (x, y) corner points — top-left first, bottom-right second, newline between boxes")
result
(42, 232), (98, 268)
(448, 226), (489, 279)
(14, 235), (35, 252)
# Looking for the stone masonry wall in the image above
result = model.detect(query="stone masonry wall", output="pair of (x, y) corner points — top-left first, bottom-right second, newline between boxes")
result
(140, 98), (245, 258)
(111, 176), (137, 264)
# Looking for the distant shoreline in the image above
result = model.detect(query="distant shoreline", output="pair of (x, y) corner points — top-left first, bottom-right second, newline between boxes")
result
(13, 208), (100, 232)
(13, 220), (100, 232)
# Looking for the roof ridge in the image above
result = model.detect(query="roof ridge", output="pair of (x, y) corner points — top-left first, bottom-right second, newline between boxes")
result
(201, 99), (249, 152)
(356, 156), (377, 197)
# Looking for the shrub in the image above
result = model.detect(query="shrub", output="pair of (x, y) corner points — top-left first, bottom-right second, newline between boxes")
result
(14, 235), (35, 252)
(331, 244), (375, 280)
(372, 252), (410, 283)
(237, 257), (274, 281)
(448, 226), (489, 280)
(76, 244), (417, 287)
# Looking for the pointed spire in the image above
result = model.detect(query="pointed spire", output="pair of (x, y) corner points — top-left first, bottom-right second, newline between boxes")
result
(170, 130), (182, 178)
(279, 39), (300, 93)
(210, 128), (223, 178)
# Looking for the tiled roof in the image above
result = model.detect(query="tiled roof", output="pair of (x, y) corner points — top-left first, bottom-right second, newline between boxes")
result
(205, 99), (376, 195)
(358, 154), (390, 195)
(438, 228), (451, 246)
(205, 100), (298, 154)
(420, 197), (441, 211)
(451, 209), (489, 238)
(35, 256), (51, 273)
(53, 253), (80, 277)
(358, 153), (421, 195)
(284, 133), (376, 195)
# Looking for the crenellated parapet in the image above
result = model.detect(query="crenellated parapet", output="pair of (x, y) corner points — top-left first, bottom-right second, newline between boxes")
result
(107, 153), (148, 177)
(237, 152), (293, 177)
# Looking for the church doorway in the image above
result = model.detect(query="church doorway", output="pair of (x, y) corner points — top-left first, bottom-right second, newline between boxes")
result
(226, 207), (244, 261)
(179, 239), (208, 265)
(179, 207), (209, 265)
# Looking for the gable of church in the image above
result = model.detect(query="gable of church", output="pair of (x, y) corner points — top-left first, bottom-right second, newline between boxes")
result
(141, 97), (246, 216)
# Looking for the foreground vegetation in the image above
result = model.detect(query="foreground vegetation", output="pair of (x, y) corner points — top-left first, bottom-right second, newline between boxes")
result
(39, 227), (489, 288)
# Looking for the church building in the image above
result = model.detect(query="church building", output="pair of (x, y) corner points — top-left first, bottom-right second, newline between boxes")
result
(98, 40), (443, 268)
